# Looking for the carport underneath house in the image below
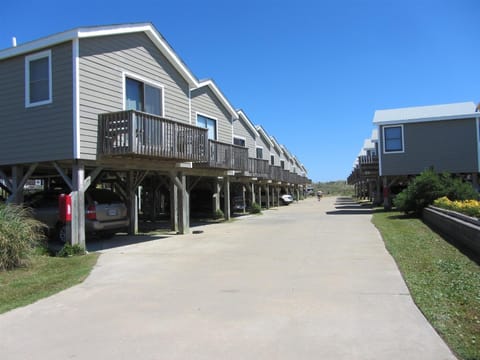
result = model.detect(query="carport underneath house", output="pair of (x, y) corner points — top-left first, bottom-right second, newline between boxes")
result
(0, 111), (307, 247)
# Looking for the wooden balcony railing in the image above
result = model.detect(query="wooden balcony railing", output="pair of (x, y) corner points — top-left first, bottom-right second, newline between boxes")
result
(248, 158), (269, 177)
(197, 140), (248, 171)
(358, 155), (378, 164)
(99, 110), (208, 162)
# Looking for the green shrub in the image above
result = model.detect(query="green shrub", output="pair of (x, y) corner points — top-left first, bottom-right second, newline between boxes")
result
(0, 203), (45, 270)
(393, 169), (479, 216)
(213, 208), (224, 220)
(57, 243), (86, 257)
(250, 202), (262, 214)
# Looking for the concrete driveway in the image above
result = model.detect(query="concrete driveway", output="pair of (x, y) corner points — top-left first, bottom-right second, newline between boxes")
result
(0, 197), (456, 359)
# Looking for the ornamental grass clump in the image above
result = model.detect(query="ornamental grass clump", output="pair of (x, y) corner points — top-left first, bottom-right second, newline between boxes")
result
(434, 196), (480, 218)
(0, 203), (45, 270)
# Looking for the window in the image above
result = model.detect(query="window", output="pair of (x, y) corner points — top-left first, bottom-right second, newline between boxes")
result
(280, 160), (285, 169)
(234, 136), (246, 147)
(25, 50), (52, 107)
(270, 155), (275, 165)
(256, 147), (263, 159)
(125, 77), (163, 116)
(383, 125), (404, 153)
(197, 114), (217, 140)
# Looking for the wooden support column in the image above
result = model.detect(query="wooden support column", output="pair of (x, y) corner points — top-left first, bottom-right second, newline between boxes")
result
(266, 185), (270, 209)
(170, 177), (178, 232)
(271, 186), (275, 207)
(250, 182), (256, 205)
(242, 185), (247, 214)
(223, 176), (231, 220)
(9, 166), (23, 204)
(69, 162), (85, 248)
(212, 178), (221, 216)
(178, 173), (189, 234)
(170, 172), (189, 234)
(257, 185), (262, 208)
(128, 171), (139, 235)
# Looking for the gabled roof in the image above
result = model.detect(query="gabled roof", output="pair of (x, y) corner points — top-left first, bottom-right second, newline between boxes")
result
(280, 145), (293, 161)
(193, 79), (238, 119)
(255, 125), (274, 148)
(373, 101), (478, 125)
(236, 110), (259, 138)
(269, 136), (285, 156)
(0, 23), (198, 87)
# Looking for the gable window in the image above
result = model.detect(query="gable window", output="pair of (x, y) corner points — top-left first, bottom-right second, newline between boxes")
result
(25, 50), (52, 107)
(383, 125), (404, 153)
(125, 77), (163, 116)
(197, 114), (217, 140)
(256, 147), (263, 159)
(234, 136), (246, 147)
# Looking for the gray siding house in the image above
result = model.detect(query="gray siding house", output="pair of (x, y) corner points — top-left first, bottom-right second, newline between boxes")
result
(374, 102), (480, 177)
(0, 23), (309, 246)
(359, 101), (480, 207)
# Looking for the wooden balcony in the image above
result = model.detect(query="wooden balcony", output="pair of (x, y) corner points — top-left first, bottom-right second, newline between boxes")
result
(196, 140), (249, 171)
(99, 110), (208, 162)
(248, 158), (269, 177)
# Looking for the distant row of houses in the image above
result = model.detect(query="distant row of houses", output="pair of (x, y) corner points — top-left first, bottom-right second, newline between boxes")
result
(348, 101), (480, 207)
(0, 23), (310, 245)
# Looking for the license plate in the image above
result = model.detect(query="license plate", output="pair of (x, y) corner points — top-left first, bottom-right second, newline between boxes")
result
(108, 209), (118, 216)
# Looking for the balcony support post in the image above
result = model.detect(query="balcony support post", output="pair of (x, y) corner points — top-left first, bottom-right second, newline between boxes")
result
(170, 176), (178, 232)
(257, 184), (262, 208)
(223, 176), (231, 220)
(69, 161), (85, 248)
(212, 178), (221, 217)
(170, 172), (189, 234)
(266, 184), (270, 209)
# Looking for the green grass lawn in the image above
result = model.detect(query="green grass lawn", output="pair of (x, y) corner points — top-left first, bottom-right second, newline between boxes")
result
(372, 210), (480, 360)
(0, 252), (99, 314)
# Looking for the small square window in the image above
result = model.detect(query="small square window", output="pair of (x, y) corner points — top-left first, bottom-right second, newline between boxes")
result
(25, 50), (52, 107)
(384, 125), (404, 153)
(234, 137), (246, 147)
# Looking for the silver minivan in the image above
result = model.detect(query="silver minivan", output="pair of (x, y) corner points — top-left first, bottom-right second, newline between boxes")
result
(27, 188), (129, 241)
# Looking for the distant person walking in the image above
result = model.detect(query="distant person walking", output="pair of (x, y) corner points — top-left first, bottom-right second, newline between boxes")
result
(317, 190), (323, 201)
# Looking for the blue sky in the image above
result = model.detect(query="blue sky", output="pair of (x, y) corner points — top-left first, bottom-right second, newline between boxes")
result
(1, 0), (479, 182)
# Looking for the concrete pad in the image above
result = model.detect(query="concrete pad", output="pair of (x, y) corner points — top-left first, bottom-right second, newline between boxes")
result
(0, 197), (456, 359)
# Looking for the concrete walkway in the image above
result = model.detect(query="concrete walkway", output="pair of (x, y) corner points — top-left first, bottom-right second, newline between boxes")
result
(0, 197), (456, 359)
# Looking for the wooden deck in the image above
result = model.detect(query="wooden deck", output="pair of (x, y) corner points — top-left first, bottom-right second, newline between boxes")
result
(99, 110), (209, 162)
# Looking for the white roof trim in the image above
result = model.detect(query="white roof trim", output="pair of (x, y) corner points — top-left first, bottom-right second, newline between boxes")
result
(0, 23), (198, 87)
(255, 125), (275, 148)
(193, 80), (238, 119)
(237, 110), (260, 137)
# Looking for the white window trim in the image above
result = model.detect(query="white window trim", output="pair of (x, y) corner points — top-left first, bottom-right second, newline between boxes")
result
(122, 71), (165, 117)
(25, 50), (52, 108)
(382, 124), (405, 154)
(196, 112), (218, 140)
(233, 135), (246, 146)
